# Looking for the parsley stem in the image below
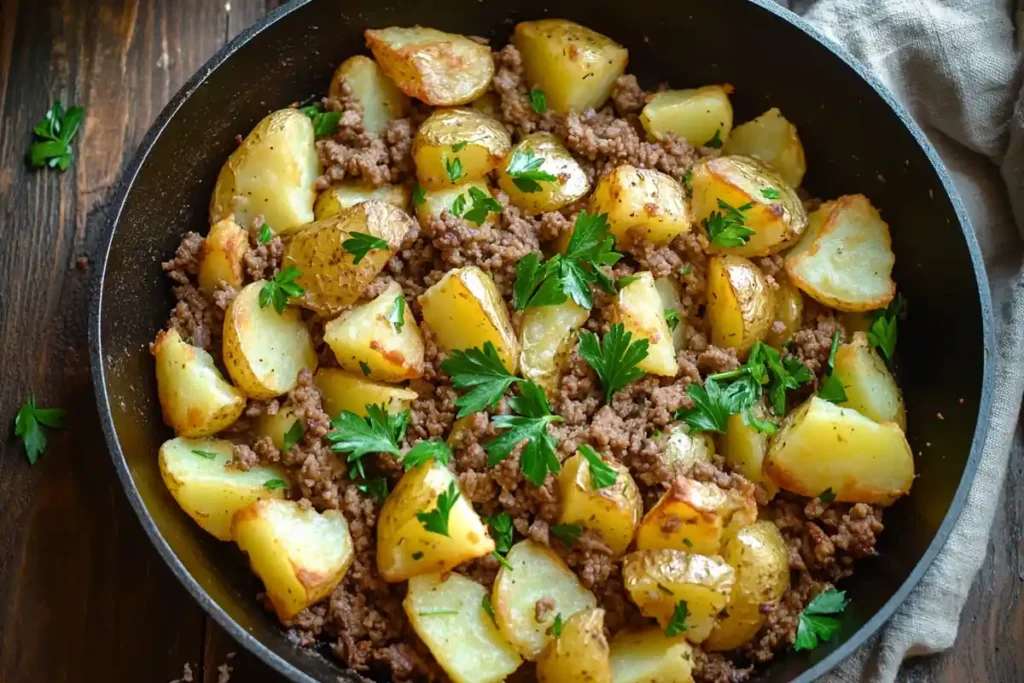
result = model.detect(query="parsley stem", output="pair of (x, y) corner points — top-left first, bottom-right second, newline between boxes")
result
(707, 368), (747, 382)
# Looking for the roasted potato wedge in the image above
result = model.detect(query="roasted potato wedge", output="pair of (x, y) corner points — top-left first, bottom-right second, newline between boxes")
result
(622, 549), (735, 643)
(636, 477), (757, 556)
(536, 608), (611, 683)
(329, 55), (410, 135)
(314, 368), (417, 418)
(557, 452), (642, 556)
(159, 437), (288, 541)
(706, 254), (775, 356)
(591, 165), (691, 247)
(835, 332), (906, 430)
(415, 180), (500, 228)
(254, 404), (301, 451)
(419, 266), (519, 372)
(492, 540), (597, 660)
(765, 278), (804, 349)
(405, 572), (522, 683)
(365, 26), (495, 106)
(704, 521), (790, 651)
(282, 200), (416, 317)
(497, 133), (590, 213)
(377, 463), (494, 582)
(222, 281), (318, 399)
(614, 272), (679, 377)
(640, 85), (733, 148)
(765, 396), (914, 504)
(414, 108), (512, 188)
(719, 407), (778, 499)
(518, 299), (589, 397)
(512, 19), (628, 113)
(209, 108), (318, 235)
(324, 281), (425, 382)
(691, 155), (807, 257)
(610, 628), (695, 683)
(655, 276), (687, 351)
(233, 499), (354, 620)
(314, 182), (410, 220)
(722, 108), (807, 187)
(661, 425), (715, 474)
(784, 195), (896, 312)
(198, 217), (248, 295)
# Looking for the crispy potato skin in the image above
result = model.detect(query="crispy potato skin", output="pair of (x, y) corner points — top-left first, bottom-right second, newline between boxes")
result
(614, 272), (679, 377)
(609, 628), (695, 683)
(591, 165), (691, 247)
(198, 217), (248, 295)
(329, 55), (410, 135)
(414, 108), (512, 188)
(314, 182), (410, 220)
(497, 133), (590, 212)
(660, 425), (716, 474)
(635, 477), (757, 556)
(835, 332), (907, 430)
(518, 299), (589, 398)
(706, 255), (775, 356)
(557, 454), (642, 556)
(536, 608), (611, 683)
(722, 107), (807, 187)
(640, 85), (733, 148)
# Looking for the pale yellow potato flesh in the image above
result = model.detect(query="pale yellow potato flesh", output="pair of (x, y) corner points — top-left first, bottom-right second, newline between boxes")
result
(198, 217), (248, 295)
(640, 85), (733, 148)
(706, 254), (775, 356)
(764, 396), (914, 504)
(313, 182), (410, 220)
(415, 180), (500, 228)
(590, 165), (691, 247)
(784, 195), (896, 312)
(635, 477), (757, 556)
(661, 425), (715, 475)
(404, 573), (522, 683)
(765, 278), (804, 349)
(209, 108), (318, 235)
(158, 437), (287, 541)
(614, 272), (679, 377)
(153, 327), (246, 436)
(222, 281), (318, 399)
(557, 453), (642, 556)
(492, 540), (597, 660)
(512, 19), (628, 113)
(722, 107), (807, 187)
(418, 266), (519, 373)
(719, 407), (778, 499)
(313, 368), (417, 418)
(654, 276), (687, 351)
(609, 628), (695, 683)
(518, 299), (589, 397)
(377, 463), (494, 582)
(497, 133), (591, 213)
(324, 281), (425, 382)
(254, 404), (301, 451)
(329, 55), (410, 135)
(365, 26), (495, 106)
(536, 608), (611, 683)
(414, 108), (512, 188)
(835, 332), (907, 430)
(232, 499), (354, 620)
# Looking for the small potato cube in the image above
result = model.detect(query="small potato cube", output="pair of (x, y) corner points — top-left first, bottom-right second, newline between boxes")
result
(314, 368), (417, 418)
(518, 299), (590, 397)
(329, 55), (410, 135)
(159, 437), (288, 541)
(416, 180), (500, 228)
(153, 327), (246, 436)
(414, 108), (512, 188)
(591, 165), (691, 247)
(497, 133), (590, 213)
(622, 549), (735, 643)
(557, 453), (642, 556)
(610, 628), (695, 683)
(405, 573), (523, 683)
(834, 332), (907, 430)
(765, 278), (804, 349)
(512, 20), (628, 113)
(636, 477), (757, 556)
(198, 217), (248, 295)
(660, 426), (715, 474)
(764, 396), (914, 504)
(232, 499), (354, 620)
(706, 255), (775, 356)
(314, 182), (410, 220)
(222, 281), (318, 399)
(377, 463), (494, 582)
(614, 272), (678, 377)
(722, 108), (807, 187)
(536, 608), (611, 683)
(719, 406), (778, 499)
(254, 404), (301, 451)
(640, 85), (733, 148)
(365, 26), (495, 106)
(324, 281), (425, 382)
(419, 267), (519, 373)
(654, 277), (687, 351)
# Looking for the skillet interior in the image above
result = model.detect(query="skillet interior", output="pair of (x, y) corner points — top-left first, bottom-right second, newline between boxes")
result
(90, 0), (994, 681)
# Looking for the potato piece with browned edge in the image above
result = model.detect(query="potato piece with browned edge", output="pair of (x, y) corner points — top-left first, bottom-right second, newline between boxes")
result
(784, 195), (896, 312)
(377, 463), (494, 582)
(591, 166), (691, 247)
(255, 404), (301, 451)
(414, 108), (511, 188)
(153, 327), (246, 436)
(706, 254), (775, 356)
(314, 182), (410, 220)
(640, 85), (733, 148)
(329, 55), (410, 135)
(324, 281), (424, 382)
(405, 572), (522, 683)
(519, 299), (589, 398)
(660, 425), (715, 474)
(232, 499), (354, 620)
(415, 180), (500, 228)
(636, 477), (757, 556)
(765, 278), (804, 349)
(719, 406), (778, 499)
(704, 521), (790, 651)
(558, 452), (642, 556)
(537, 608), (611, 683)
(314, 368), (417, 418)
(497, 133), (591, 213)
(419, 266), (519, 373)
(765, 396), (914, 504)
(222, 281), (318, 399)
(209, 109), (318, 235)
(654, 277), (687, 351)
(691, 155), (808, 257)
(614, 272), (679, 377)
(493, 540), (597, 660)
(198, 217), (247, 295)
(282, 200), (416, 317)
(834, 332), (907, 430)
(159, 437), (288, 541)
(365, 27), (494, 106)
(722, 108), (807, 188)
(513, 20), (628, 113)
(610, 628), (695, 683)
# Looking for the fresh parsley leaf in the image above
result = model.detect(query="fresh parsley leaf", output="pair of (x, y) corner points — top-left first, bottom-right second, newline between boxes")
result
(552, 613), (564, 637)
(676, 375), (758, 434)
(300, 104), (343, 137)
(761, 187), (781, 200)
(818, 331), (848, 403)
(704, 129), (723, 149)
(550, 523), (583, 547)
(264, 478), (288, 491)
(505, 148), (557, 193)
(529, 88), (548, 114)
(416, 481), (460, 537)
(191, 449), (218, 460)
(282, 420), (304, 453)
(342, 231), (390, 265)
(357, 477), (389, 503)
(451, 141), (468, 152)
(419, 609), (459, 616)
(451, 192), (467, 217)
(27, 101), (84, 171)
(616, 275), (640, 289)
(412, 185), (426, 206)
(486, 382), (563, 487)
(682, 169), (693, 190)
(703, 199), (755, 248)
(579, 444), (618, 489)
(298, 104), (322, 118)
(387, 296), (406, 332)
(445, 156), (465, 183)
(794, 589), (847, 651)
(412, 551), (424, 560)
(742, 405), (777, 435)
(664, 601), (689, 637)
(487, 512), (514, 554)
(257, 222), (273, 245)
(747, 341), (811, 415)
(359, 361), (372, 376)
(327, 405), (408, 479)
(513, 253), (566, 310)
(578, 323), (649, 402)
(867, 294), (904, 365)
(818, 488), (837, 503)
(258, 266), (306, 314)
(680, 265), (693, 276)
(441, 342), (522, 418)
(665, 309), (681, 331)
(402, 439), (453, 470)
(482, 594), (496, 621)
(462, 186), (503, 226)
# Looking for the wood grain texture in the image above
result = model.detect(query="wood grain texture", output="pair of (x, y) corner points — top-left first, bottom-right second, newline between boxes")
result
(0, 1), (1018, 681)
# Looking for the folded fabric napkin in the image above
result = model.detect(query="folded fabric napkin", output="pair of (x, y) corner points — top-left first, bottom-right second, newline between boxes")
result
(772, 0), (1024, 680)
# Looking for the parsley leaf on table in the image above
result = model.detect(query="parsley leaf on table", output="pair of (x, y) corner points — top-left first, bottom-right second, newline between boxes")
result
(282, 420), (304, 453)
(343, 231), (390, 265)
(14, 396), (66, 464)
(578, 323), (649, 402)
(257, 222), (273, 245)
(441, 342), (522, 418)
(817, 331), (848, 403)
(445, 156), (465, 183)
(579, 444), (618, 489)
(867, 294), (904, 365)
(416, 481), (460, 537)
(504, 148), (558, 193)
(485, 382), (563, 487)
(27, 101), (85, 171)
(357, 477), (389, 503)
(529, 88), (548, 114)
(387, 296), (405, 333)
(258, 266), (306, 314)
(401, 439), (453, 470)
(794, 589), (847, 651)
(326, 405), (408, 479)
(703, 199), (755, 248)
(704, 129), (723, 149)
(462, 186), (504, 226)
(263, 478), (288, 491)
(550, 523), (583, 548)
(664, 601), (689, 637)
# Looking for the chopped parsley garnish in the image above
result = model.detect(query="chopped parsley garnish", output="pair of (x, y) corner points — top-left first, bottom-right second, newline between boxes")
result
(441, 342), (522, 418)
(578, 323), (649, 402)
(817, 331), (848, 403)
(387, 296), (406, 333)
(419, 609), (459, 616)
(444, 156), (465, 183)
(664, 601), (689, 637)
(665, 309), (681, 331)
(579, 444), (618, 490)
(676, 374), (759, 434)
(704, 129), (723, 149)
(867, 294), (904, 365)
(451, 192), (467, 217)
(257, 222), (273, 245)
(258, 266), (305, 314)
(264, 478), (288, 491)
(412, 551), (424, 560)
(818, 488), (837, 503)
(747, 341), (812, 415)
(359, 361), (372, 376)
(451, 141), (468, 152)
(326, 405), (408, 479)
(504, 148), (558, 193)
(682, 537), (694, 548)
(342, 231), (390, 265)
(485, 382), (563, 487)
(416, 481), (460, 537)
(616, 275), (640, 289)
(551, 613), (564, 637)
(191, 449), (218, 460)
(299, 104), (343, 137)
(550, 523), (583, 548)
(761, 187), (781, 200)
(14, 396), (65, 464)
(482, 594), (496, 621)
(529, 88), (548, 114)
(412, 185), (426, 206)
(682, 169), (693, 190)
(680, 265), (693, 276)
(487, 512), (515, 570)
(27, 101), (84, 171)
(794, 589), (847, 651)
(401, 439), (453, 470)
(703, 199), (755, 248)
(462, 186), (504, 226)
(282, 420), (304, 453)
(357, 477), (389, 503)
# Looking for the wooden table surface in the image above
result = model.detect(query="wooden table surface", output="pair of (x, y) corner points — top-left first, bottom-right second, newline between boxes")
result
(0, 0), (1020, 681)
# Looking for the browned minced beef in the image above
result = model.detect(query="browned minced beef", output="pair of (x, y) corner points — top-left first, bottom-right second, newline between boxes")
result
(242, 215), (284, 281)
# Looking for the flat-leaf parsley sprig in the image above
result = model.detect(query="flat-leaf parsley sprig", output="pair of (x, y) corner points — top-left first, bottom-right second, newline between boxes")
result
(27, 101), (85, 171)
(259, 266), (305, 314)
(401, 439), (453, 470)
(794, 589), (847, 651)
(817, 331), (848, 404)
(416, 481), (460, 537)
(343, 231), (389, 264)
(578, 323), (649, 402)
(14, 395), (66, 464)
(441, 342), (523, 418)
(504, 148), (557, 193)
(327, 404), (408, 479)
(703, 199), (755, 248)
(485, 381), (563, 487)
(867, 293), (905, 365)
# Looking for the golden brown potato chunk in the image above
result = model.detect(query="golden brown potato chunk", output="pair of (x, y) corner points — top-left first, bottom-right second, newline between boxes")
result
(614, 272), (679, 377)
(518, 299), (590, 398)
(497, 133), (590, 213)
(313, 367), (417, 418)
(834, 332), (907, 430)
(722, 107), (807, 187)
(557, 451), (642, 556)
(313, 182), (410, 220)
(329, 55), (410, 135)
(641, 85), (733, 148)
(198, 217), (248, 295)
(590, 165), (691, 247)
(706, 254), (775, 356)
(635, 477), (757, 556)
(536, 608), (611, 683)
(414, 108), (511, 188)
(610, 628), (695, 683)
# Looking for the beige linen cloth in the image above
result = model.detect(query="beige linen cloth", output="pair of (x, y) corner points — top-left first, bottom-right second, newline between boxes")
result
(772, 0), (1024, 680)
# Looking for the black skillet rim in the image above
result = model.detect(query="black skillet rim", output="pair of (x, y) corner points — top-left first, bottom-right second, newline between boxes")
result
(88, 0), (997, 681)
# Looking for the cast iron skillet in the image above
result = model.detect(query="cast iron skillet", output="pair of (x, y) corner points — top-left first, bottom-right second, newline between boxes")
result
(89, 0), (995, 680)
